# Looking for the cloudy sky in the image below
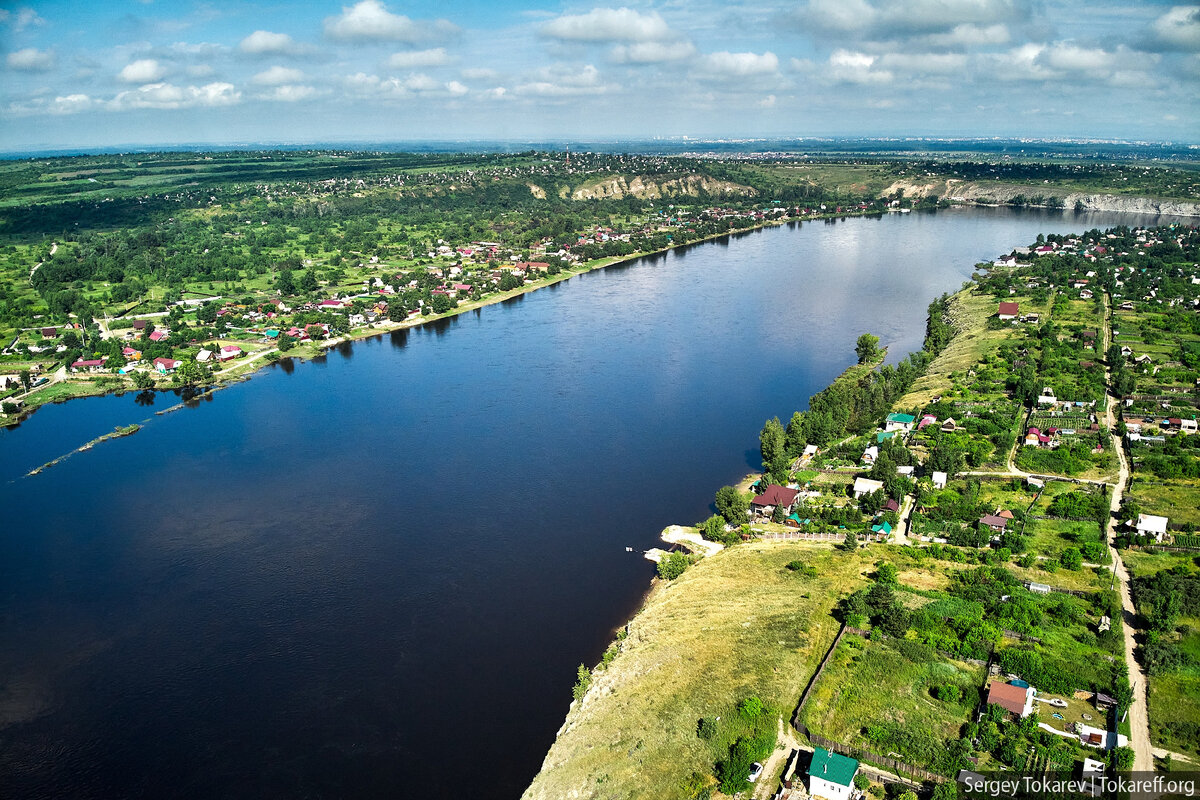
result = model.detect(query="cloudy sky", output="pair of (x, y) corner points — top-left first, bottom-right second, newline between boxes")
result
(1, 0), (1198, 150)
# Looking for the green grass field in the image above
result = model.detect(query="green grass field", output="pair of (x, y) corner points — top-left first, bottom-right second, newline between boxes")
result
(801, 634), (981, 750)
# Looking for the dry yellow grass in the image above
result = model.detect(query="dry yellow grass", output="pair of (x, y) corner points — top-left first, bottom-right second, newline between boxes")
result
(522, 542), (880, 800)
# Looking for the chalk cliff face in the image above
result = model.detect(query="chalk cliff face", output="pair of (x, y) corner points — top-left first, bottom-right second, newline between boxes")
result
(881, 179), (1200, 217)
(529, 175), (755, 201)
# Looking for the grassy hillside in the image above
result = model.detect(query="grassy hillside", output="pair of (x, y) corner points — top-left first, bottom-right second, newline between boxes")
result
(522, 541), (877, 800)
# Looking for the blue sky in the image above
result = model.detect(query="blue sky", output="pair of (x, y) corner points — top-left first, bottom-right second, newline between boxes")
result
(1, 0), (1198, 150)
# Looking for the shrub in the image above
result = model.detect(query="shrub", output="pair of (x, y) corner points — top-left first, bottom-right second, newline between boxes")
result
(657, 551), (691, 581)
(738, 696), (764, 720)
(697, 717), (717, 740)
(937, 684), (963, 704)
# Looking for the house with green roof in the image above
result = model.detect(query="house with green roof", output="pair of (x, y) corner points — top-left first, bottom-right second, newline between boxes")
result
(871, 520), (892, 535)
(807, 747), (859, 800)
(884, 412), (916, 433)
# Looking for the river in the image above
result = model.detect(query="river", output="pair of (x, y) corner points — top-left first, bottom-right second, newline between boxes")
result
(0, 207), (1184, 798)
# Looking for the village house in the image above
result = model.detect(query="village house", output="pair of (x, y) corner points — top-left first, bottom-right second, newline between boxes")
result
(861, 445), (878, 465)
(979, 514), (1008, 533)
(219, 345), (242, 362)
(807, 748), (859, 800)
(986, 680), (1035, 718)
(1134, 513), (1169, 542)
(195, 349), (213, 363)
(940, 418), (957, 432)
(153, 357), (180, 373)
(1037, 387), (1057, 406)
(852, 477), (884, 498)
(931, 471), (947, 489)
(884, 412), (916, 433)
(750, 485), (799, 519)
(997, 301), (1019, 321)
(70, 358), (107, 373)
(148, 329), (169, 342)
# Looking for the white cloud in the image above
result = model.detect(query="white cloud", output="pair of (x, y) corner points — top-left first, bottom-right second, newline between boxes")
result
(460, 67), (497, 81)
(387, 48), (450, 68)
(324, 0), (458, 43)
(1148, 5), (1200, 52)
(799, 0), (1026, 40)
(239, 30), (302, 55)
(260, 85), (325, 102)
(877, 52), (968, 75)
(610, 40), (696, 63)
(6, 47), (55, 72)
(0, 7), (45, 33)
(515, 64), (610, 96)
(446, 80), (468, 96)
(119, 58), (167, 84)
(759, 94), (777, 108)
(108, 81), (240, 110)
(53, 94), (93, 114)
(253, 65), (305, 85)
(827, 49), (893, 84)
(541, 7), (673, 42)
(697, 51), (779, 77)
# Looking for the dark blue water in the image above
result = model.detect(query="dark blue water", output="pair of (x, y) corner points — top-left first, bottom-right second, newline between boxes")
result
(0, 208), (1182, 799)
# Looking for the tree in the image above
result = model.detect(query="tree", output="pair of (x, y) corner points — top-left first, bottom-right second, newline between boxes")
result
(276, 269), (295, 295)
(876, 563), (898, 584)
(278, 333), (295, 352)
(759, 416), (786, 468)
(131, 370), (154, 389)
(785, 411), (807, 455)
(842, 529), (859, 551)
(855, 332), (881, 364)
(1060, 547), (1083, 571)
(1109, 746), (1135, 772)
(174, 359), (204, 387)
(715, 486), (749, 525)
(299, 270), (319, 293)
(18, 369), (31, 391)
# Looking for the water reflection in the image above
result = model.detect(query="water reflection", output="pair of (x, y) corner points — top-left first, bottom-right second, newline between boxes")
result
(135, 390), (156, 407)
(389, 329), (410, 349)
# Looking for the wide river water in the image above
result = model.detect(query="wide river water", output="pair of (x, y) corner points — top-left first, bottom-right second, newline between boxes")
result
(0, 207), (1186, 798)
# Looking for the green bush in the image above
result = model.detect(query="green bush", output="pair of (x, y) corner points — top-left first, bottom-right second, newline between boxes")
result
(738, 696), (764, 720)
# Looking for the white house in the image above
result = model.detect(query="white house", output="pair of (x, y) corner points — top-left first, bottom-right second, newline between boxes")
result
(931, 471), (948, 489)
(807, 748), (858, 800)
(853, 477), (884, 498)
(861, 446), (878, 465)
(1135, 513), (1169, 542)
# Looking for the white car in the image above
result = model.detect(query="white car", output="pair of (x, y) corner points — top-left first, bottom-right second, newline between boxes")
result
(748, 762), (764, 782)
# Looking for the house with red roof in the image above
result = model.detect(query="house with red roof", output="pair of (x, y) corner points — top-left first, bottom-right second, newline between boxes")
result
(70, 358), (107, 373)
(998, 302), (1019, 321)
(153, 357), (180, 373)
(750, 485), (799, 519)
(987, 680), (1034, 718)
(149, 330), (169, 342)
(218, 345), (242, 362)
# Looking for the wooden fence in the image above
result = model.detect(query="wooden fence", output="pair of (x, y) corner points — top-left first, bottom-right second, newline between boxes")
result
(760, 531), (888, 543)
(790, 622), (948, 786)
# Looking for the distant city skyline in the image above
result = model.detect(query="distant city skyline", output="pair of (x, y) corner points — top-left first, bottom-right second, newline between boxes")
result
(2, 0), (1198, 151)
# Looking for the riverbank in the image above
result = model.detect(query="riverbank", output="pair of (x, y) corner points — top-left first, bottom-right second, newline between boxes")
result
(1, 206), (887, 428)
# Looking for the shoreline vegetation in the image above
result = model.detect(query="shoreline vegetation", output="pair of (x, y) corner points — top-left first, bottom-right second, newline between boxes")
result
(524, 222), (1200, 799)
(1, 206), (886, 429)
